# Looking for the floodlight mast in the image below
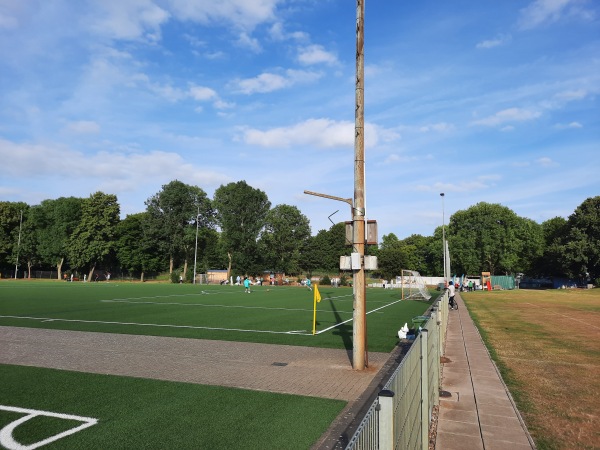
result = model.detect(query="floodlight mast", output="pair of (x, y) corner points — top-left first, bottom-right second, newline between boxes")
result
(193, 205), (200, 285)
(441, 193), (447, 283)
(14, 210), (23, 279)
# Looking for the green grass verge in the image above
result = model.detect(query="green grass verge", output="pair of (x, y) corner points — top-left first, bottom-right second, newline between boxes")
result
(0, 364), (345, 450)
(0, 281), (437, 353)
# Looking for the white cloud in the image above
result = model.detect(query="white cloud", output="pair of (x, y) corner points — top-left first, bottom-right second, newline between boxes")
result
(268, 22), (309, 42)
(167, 0), (280, 31)
(64, 120), (101, 134)
(213, 99), (236, 110)
(85, 0), (283, 45)
(239, 118), (397, 149)
(518, 0), (594, 30)
(554, 121), (583, 129)
(0, 138), (230, 189)
(0, 13), (18, 29)
(88, 0), (170, 42)
(148, 82), (187, 102)
(231, 69), (322, 94)
(471, 108), (541, 126)
(188, 85), (218, 101)
(476, 34), (512, 49)
(236, 32), (262, 52)
(297, 44), (338, 66)
(418, 122), (455, 133)
(536, 157), (559, 167)
(385, 154), (401, 163)
(146, 81), (228, 109)
(415, 178), (497, 193)
(554, 89), (587, 101)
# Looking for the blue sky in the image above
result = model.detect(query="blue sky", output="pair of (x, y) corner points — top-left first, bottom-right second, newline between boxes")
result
(1, 0), (598, 239)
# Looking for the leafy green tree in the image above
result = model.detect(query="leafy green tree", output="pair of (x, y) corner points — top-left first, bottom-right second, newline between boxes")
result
(513, 217), (544, 274)
(213, 181), (270, 276)
(260, 204), (311, 274)
(375, 233), (431, 279)
(536, 217), (569, 277)
(0, 202), (29, 275)
(195, 228), (224, 274)
(67, 192), (120, 280)
(145, 180), (213, 277)
(115, 212), (166, 281)
(300, 222), (347, 274)
(401, 234), (431, 274)
(17, 209), (39, 278)
(561, 196), (600, 282)
(421, 226), (445, 277)
(0, 202), (25, 268)
(31, 197), (83, 279)
(448, 202), (530, 275)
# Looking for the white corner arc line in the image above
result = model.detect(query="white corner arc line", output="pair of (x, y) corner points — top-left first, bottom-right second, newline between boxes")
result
(0, 405), (98, 450)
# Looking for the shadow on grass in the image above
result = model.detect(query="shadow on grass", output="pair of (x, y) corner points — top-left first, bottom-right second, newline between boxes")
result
(328, 295), (354, 363)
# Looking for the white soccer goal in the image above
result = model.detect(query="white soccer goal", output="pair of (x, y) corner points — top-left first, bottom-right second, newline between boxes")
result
(196, 273), (208, 285)
(400, 270), (432, 300)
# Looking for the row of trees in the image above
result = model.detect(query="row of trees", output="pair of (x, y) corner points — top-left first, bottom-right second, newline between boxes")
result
(374, 198), (600, 285)
(0, 180), (317, 281)
(0, 181), (598, 285)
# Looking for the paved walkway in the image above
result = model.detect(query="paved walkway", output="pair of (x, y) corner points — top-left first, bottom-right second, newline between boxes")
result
(436, 293), (535, 450)
(0, 326), (389, 402)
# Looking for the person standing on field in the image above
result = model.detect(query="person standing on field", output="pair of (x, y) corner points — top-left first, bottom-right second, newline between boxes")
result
(306, 278), (312, 291)
(244, 277), (251, 294)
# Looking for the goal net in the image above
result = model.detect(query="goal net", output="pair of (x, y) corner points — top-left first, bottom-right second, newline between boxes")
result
(400, 270), (432, 300)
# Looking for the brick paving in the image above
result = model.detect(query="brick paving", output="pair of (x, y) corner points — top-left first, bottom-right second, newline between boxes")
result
(0, 326), (389, 402)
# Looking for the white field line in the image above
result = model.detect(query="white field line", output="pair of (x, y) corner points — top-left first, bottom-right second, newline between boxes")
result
(0, 315), (314, 336)
(0, 405), (97, 450)
(0, 292), (386, 337)
(315, 298), (404, 335)
(523, 303), (600, 331)
(101, 297), (358, 314)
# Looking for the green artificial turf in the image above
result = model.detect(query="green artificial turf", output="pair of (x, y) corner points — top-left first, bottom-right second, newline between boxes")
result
(0, 281), (436, 352)
(0, 364), (345, 450)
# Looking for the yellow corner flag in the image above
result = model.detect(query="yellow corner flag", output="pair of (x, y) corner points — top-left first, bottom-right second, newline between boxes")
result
(312, 284), (321, 335)
(314, 284), (321, 303)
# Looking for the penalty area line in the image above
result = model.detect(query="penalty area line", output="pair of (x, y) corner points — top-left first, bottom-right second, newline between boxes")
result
(101, 299), (340, 314)
(0, 315), (313, 336)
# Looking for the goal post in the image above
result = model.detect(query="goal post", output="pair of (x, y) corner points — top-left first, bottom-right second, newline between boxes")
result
(400, 269), (432, 300)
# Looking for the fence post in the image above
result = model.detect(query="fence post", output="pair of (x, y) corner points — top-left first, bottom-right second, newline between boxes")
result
(420, 329), (429, 450)
(378, 389), (395, 450)
(436, 301), (443, 391)
(431, 308), (440, 407)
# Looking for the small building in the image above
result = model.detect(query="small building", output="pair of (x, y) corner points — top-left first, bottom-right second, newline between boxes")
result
(206, 269), (228, 284)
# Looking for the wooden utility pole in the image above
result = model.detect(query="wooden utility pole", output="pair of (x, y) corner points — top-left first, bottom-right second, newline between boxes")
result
(353, 0), (367, 370)
(304, 0), (367, 371)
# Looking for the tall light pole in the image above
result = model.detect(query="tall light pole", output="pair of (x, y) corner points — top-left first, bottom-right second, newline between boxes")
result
(14, 210), (23, 279)
(193, 206), (200, 285)
(440, 193), (446, 283)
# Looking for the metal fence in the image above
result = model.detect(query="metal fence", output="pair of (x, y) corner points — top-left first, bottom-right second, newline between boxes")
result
(346, 291), (449, 450)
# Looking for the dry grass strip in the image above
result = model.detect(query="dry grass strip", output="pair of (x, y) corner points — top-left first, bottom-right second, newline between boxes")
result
(462, 289), (600, 450)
